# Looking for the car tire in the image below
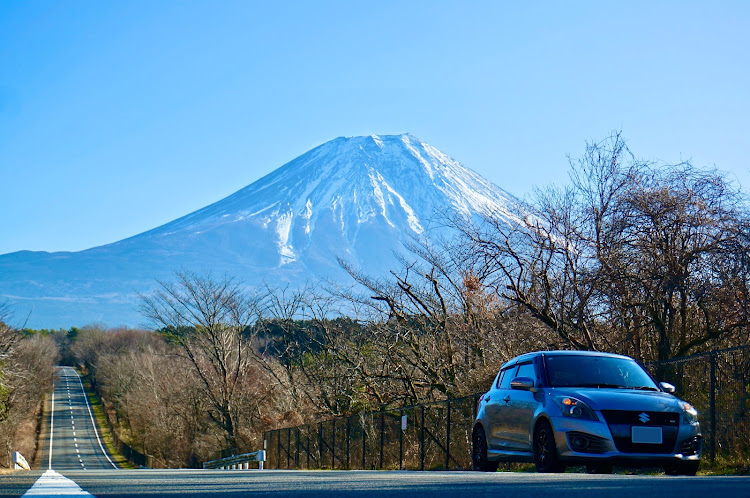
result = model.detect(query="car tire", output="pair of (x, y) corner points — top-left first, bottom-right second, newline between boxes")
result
(586, 463), (613, 474)
(472, 426), (499, 472)
(533, 419), (565, 473)
(665, 461), (699, 476)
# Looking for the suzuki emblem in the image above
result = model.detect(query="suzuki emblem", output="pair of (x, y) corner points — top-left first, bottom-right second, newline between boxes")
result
(638, 412), (650, 423)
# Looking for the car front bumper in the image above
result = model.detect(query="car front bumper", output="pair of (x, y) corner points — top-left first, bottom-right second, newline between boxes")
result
(550, 415), (702, 465)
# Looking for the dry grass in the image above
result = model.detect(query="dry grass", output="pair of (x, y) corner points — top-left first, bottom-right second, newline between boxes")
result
(79, 373), (136, 469)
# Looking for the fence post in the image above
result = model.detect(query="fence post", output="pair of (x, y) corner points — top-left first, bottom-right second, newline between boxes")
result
(379, 412), (385, 469)
(295, 428), (300, 469)
(318, 422), (323, 468)
(346, 416), (351, 470)
(262, 432), (267, 469)
(362, 416), (366, 469)
(709, 353), (717, 464)
(287, 428), (291, 469)
(445, 401), (451, 470)
(420, 405), (425, 471)
(332, 419), (336, 469)
(277, 430), (281, 469)
(399, 409), (404, 471)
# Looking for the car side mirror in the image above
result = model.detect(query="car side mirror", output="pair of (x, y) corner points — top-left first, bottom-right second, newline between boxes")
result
(511, 376), (536, 391)
(659, 382), (676, 394)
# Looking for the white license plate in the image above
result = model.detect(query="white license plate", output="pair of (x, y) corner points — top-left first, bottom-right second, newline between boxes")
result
(631, 426), (663, 444)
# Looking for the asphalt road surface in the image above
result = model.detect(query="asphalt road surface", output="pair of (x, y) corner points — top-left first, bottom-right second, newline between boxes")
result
(2, 367), (749, 496)
(3, 469), (750, 497)
(38, 366), (118, 471)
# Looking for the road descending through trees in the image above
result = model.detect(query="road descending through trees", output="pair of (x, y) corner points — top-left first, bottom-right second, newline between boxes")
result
(41, 366), (118, 471)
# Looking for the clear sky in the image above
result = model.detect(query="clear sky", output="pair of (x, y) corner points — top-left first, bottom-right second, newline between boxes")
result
(1, 1), (748, 255)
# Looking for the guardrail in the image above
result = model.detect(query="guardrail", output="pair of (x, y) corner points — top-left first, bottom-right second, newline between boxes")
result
(203, 450), (266, 470)
(13, 451), (30, 470)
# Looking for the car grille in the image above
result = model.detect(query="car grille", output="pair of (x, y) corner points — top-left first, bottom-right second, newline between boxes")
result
(566, 431), (608, 454)
(600, 410), (680, 454)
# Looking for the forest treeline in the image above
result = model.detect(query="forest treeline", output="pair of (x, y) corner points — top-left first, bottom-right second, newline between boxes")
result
(0, 305), (58, 468)
(2, 133), (748, 468)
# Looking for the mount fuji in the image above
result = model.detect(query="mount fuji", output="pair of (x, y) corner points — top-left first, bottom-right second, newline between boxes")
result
(0, 134), (519, 328)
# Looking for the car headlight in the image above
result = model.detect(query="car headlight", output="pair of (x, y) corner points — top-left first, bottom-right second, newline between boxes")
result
(552, 396), (598, 421)
(681, 402), (698, 425)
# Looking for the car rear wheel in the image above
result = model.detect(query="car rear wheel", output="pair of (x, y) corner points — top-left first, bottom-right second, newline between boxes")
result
(533, 420), (565, 473)
(665, 461), (699, 476)
(472, 426), (499, 472)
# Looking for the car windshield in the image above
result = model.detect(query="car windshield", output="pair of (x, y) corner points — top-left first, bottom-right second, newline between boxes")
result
(545, 355), (659, 390)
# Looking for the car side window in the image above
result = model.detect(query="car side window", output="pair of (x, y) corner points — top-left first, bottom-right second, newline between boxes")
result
(494, 370), (504, 389)
(515, 361), (535, 381)
(498, 366), (515, 389)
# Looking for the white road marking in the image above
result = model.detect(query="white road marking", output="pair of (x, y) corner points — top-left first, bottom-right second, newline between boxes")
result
(22, 469), (94, 496)
(48, 389), (55, 470)
(71, 369), (117, 468)
(46, 367), (117, 474)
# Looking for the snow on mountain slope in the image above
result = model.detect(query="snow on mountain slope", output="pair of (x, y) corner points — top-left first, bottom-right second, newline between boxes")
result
(0, 134), (520, 328)
(121, 134), (519, 269)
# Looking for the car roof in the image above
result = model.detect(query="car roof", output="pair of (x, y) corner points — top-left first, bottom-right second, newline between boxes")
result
(499, 350), (634, 369)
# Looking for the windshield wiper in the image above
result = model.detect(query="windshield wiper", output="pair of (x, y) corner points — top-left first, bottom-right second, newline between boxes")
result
(572, 383), (623, 389)
(572, 383), (659, 391)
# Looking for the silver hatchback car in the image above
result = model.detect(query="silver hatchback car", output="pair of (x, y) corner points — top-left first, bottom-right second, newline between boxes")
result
(472, 351), (702, 475)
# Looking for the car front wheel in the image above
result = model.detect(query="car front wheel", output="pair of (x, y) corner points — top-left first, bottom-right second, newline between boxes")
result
(533, 419), (565, 473)
(472, 426), (499, 472)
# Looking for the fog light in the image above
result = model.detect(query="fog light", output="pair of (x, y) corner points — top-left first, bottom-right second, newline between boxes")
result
(571, 436), (590, 450)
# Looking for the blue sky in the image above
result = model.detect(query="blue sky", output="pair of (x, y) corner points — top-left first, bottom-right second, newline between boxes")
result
(1, 1), (748, 255)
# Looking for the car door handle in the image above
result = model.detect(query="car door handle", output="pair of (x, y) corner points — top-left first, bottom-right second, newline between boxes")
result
(503, 396), (511, 403)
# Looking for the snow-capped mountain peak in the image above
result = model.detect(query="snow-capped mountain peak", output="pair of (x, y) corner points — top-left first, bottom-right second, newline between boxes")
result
(134, 133), (517, 267)
(0, 133), (519, 328)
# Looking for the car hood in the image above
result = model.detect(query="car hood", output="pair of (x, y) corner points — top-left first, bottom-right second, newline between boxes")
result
(548, 388), (686, 412)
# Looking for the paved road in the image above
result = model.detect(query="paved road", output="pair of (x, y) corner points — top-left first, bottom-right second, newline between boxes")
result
(2, 469), (750, 497)
(37, 366), (118, 471)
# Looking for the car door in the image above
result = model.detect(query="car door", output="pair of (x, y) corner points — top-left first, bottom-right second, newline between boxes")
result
(504, 360), (540, 452)
(483, 364), (516, 451)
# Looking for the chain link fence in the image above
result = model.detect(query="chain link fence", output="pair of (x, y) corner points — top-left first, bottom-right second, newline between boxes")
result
(263, 346), (750, 470)
(264, 394), (479, 470)
(648, 345), (750, 464)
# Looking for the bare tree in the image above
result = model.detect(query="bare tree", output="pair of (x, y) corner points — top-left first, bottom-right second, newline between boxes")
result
(330, 234), (554, 406)
(0, 303), (58, 467)
(459, 132), (750, 362)
(140, 271), (259, 451)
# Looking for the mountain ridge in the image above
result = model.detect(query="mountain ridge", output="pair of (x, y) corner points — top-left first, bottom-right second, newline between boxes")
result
(0, 133), (518, 328)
